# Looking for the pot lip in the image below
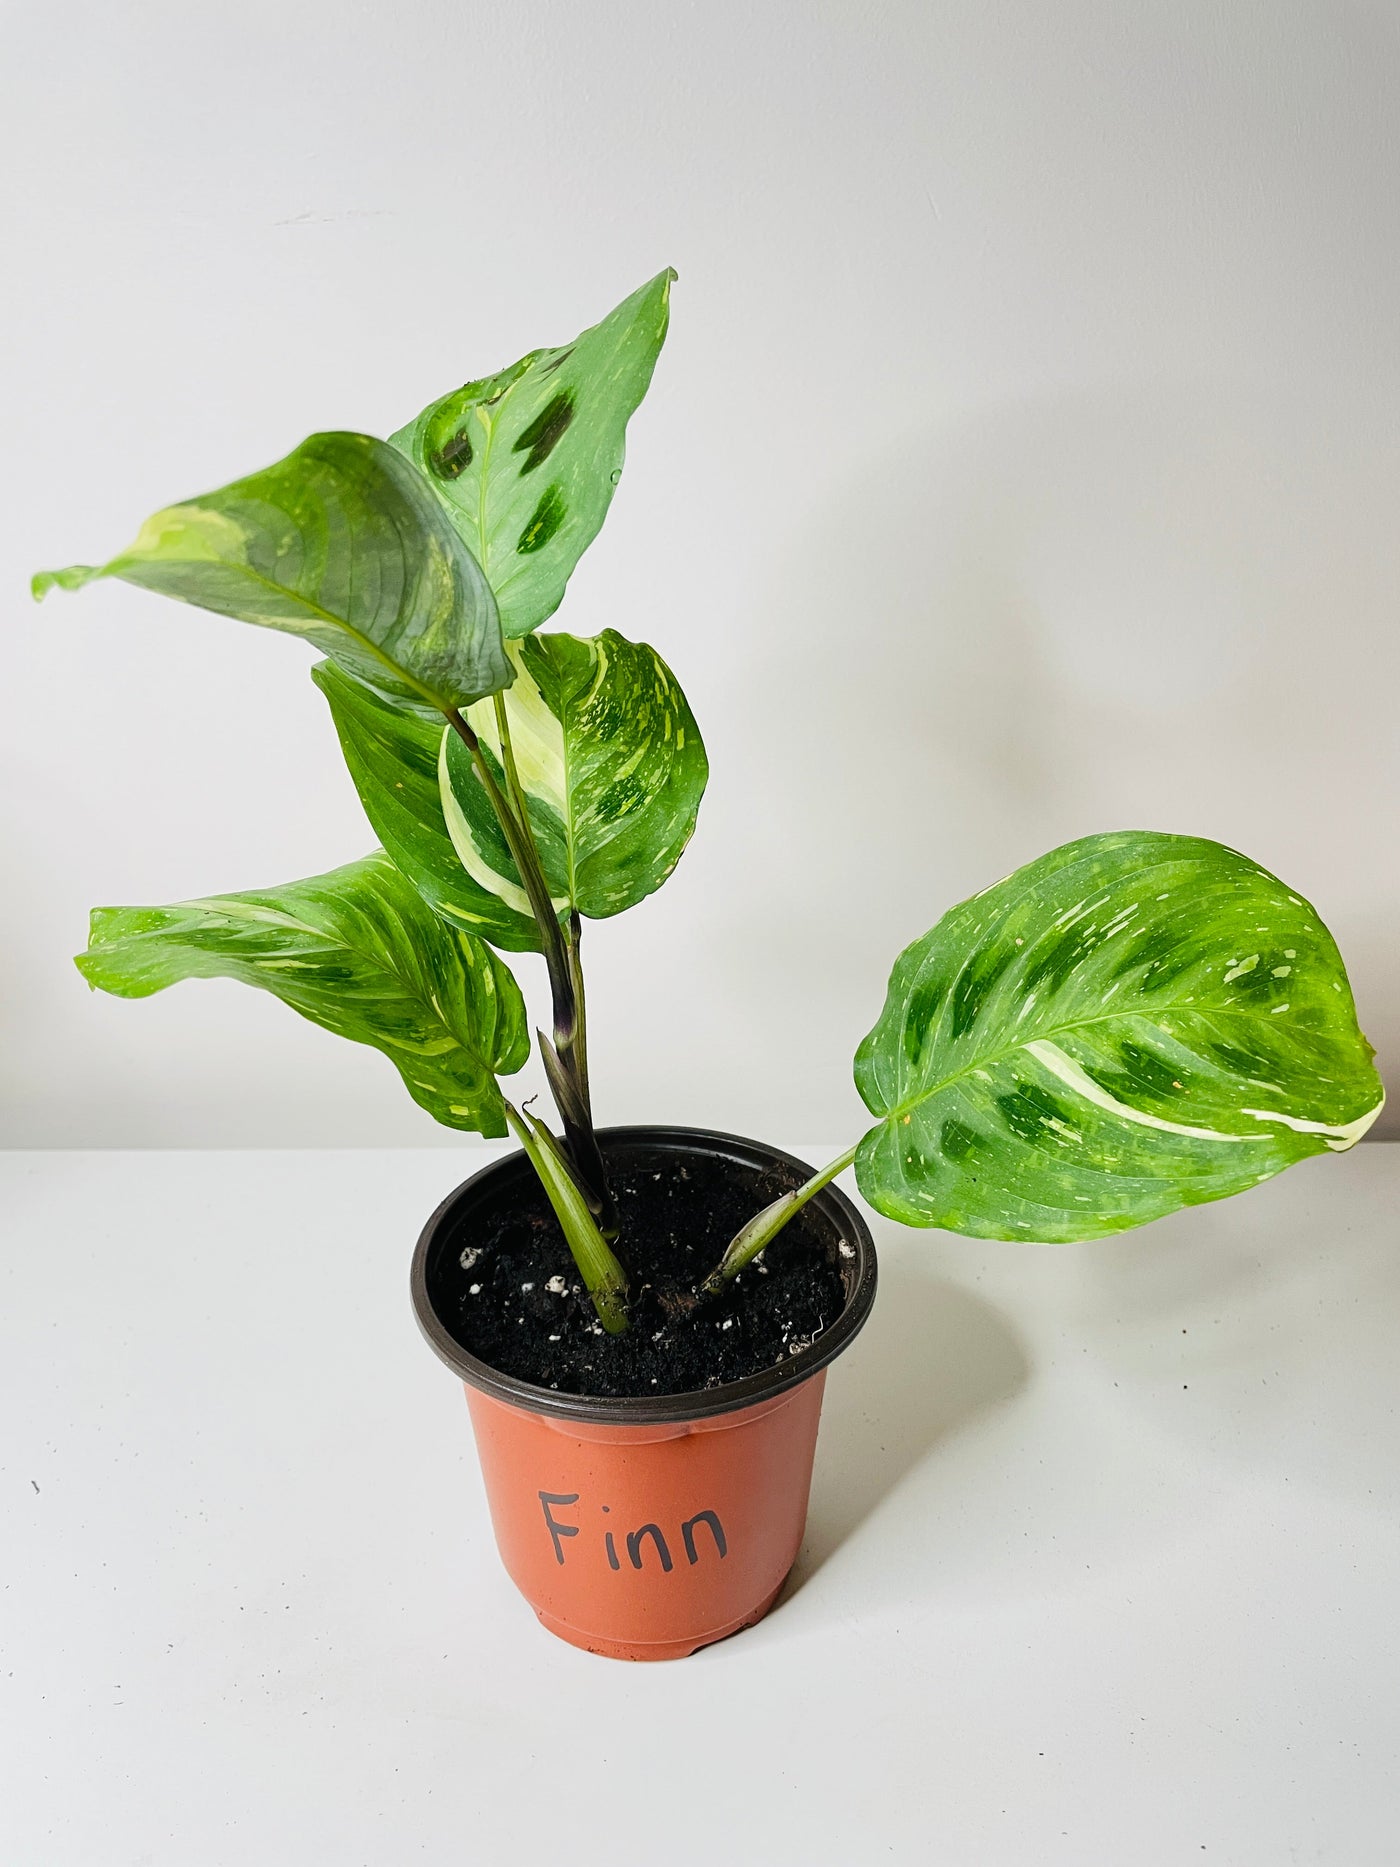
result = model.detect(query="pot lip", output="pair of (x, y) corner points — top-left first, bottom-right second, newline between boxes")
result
(410, 1124), (878, 1427)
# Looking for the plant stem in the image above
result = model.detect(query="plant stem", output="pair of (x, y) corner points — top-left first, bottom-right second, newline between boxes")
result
(697, 1141), (861, 1297)
(504, 1101), (630, 1334)
(444, 706), (570, 1001)
(491, 690), (528, 825)
(566, 910), (590, 1105)
(491, 696), (614, 1232)
(444, 703), (615, 1230)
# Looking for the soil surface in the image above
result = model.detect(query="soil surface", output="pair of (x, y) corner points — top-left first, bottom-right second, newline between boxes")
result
(434, 1143), (852, 1398)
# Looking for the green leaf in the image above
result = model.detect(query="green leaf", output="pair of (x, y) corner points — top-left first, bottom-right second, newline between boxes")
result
(390, 270), (675, 638)
(312, 661), (540, 953)
(76, 851), (528, 1137)
(440, 629), (708, 920)
(853, 831), (1384, 1241)
(34, 432), (511, 716)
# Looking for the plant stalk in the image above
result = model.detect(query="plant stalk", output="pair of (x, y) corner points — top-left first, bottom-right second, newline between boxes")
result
(445, 705), (570, 1003)
(697, 1141), (861, 1298)
(566, 910), (590, 1104)
(490, 693), (614, 1232)
(445, 703), (615, 1231)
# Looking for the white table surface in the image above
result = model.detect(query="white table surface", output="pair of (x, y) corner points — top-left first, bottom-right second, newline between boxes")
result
(3, 1144), (1397, 1866)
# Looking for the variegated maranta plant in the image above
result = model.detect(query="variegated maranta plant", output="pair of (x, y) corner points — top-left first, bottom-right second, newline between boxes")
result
(35, 272), (1385, 1334)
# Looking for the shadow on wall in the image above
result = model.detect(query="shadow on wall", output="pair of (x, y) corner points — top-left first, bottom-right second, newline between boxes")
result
(705, 379), (1400, 1137)
(781, 1246), (1030, 1594)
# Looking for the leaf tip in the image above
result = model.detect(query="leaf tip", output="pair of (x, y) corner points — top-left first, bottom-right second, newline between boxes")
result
(625, 267), (677, 332)
(32, 564), (98, 602)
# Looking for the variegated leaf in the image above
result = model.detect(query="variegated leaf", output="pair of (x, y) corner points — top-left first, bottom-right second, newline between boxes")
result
(34, 432), (510, 716)
(76, 851), (528, 1136)
(441, 629), (708, 921)
(312, 661), (540, 953)
(854, 832), (1384, 1240)
(390, 271), (674, 638)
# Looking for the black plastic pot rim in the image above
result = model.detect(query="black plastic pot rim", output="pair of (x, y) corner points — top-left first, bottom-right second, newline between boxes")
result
(410, 1125), (878, 1428)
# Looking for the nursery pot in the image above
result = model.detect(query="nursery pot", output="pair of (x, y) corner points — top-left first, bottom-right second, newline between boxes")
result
(411, 1126), (877, 1661)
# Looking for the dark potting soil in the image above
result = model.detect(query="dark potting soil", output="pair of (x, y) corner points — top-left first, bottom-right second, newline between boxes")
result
(437, 1144), (851, 1398)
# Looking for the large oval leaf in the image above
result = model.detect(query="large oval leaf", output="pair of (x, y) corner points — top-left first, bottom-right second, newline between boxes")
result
(76, 851), (527, 1136)
(390, 271), (674, 639)
(440, 629), (708, 920)
(312, 661), (539, 953)
(854, 832), (1384, 1240)
(34, 432), (511, 715)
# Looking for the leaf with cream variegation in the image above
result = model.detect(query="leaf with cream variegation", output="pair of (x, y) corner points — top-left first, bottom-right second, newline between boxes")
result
(390, 271), (674, 638)
(440, 628), (708, 921)
(76, 851), (528, 1137)
(853, 832), (1384, 1241)
(312, 661), (540, 953)
(33, 432), (511, 716)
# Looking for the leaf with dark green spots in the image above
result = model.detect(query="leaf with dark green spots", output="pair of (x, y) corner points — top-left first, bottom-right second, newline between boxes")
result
(33, 433), (511, 716)
(312, 661), (540, 953)
(853, 832), (1384, 1241)
(390, 271), (674, 637)
(515, 395), (575, 473)
(441, 628), (708, 920)
(76, 851), (528, 1136)
(516, 484), (568, 556)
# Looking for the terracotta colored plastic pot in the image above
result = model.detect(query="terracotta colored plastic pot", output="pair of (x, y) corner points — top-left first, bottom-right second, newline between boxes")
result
(411, 1127), (877, 1661)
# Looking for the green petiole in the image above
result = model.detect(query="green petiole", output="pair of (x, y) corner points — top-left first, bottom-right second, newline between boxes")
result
(697, 1141), (860, 1299)
(504, 1102), (630, 1335)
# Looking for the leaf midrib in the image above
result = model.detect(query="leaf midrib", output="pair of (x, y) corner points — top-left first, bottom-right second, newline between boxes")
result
(877, 1002), (1315, 1128)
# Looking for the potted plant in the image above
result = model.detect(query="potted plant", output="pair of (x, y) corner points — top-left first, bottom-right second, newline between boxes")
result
(35, 271), (1384, 1660)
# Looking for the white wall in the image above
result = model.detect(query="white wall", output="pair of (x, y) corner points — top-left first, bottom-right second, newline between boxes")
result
(3, 0), (1397, 1148)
